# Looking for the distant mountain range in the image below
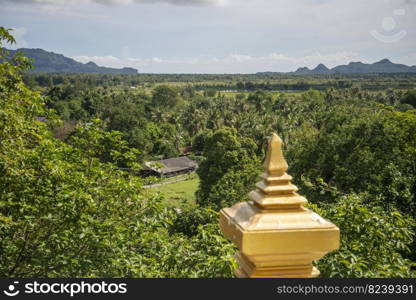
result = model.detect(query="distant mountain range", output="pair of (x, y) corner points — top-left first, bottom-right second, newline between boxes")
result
(6, 48), (138, 74)
(4, 48), (416, 75)
(259, 59), (416, 75)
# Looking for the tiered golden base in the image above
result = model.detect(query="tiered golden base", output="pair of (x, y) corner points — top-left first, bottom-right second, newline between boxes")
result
(234, 252), (320, 278)
(219, 133), (340, 278)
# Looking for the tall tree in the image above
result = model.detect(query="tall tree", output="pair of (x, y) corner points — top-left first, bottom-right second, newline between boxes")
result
(196, 128), (260, 209)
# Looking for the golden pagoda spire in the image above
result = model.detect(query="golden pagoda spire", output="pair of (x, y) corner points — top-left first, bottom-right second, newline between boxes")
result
(263, 133), (288, 176)
(219, 132), (340, 278)
(250, 133), (307, 209)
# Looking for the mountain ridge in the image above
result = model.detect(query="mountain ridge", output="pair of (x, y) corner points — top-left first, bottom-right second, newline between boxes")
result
(259, 59), (416, 75)
(5, 48), (415, 75)
(6, 48), (138, 74)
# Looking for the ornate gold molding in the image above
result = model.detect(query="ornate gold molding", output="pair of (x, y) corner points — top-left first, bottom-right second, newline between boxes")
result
(220, 133), (340, 278)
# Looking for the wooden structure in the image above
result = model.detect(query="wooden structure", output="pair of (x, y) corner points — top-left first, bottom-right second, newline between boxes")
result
(143, 156), (198, 178)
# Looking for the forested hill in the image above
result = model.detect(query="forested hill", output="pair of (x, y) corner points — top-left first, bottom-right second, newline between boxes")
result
(6, 48), (138, 74)
(259, 59), (416, 75)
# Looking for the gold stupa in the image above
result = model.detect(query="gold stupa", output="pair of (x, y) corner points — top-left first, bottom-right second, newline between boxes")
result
(219, 133), (340, 277)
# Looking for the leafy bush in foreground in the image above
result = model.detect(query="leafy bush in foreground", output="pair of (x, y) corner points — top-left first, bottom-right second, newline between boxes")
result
(313, 195), (415, 278)
(0, 27), (234, 278)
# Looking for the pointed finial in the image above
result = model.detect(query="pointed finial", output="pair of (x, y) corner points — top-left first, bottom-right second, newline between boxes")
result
(263, 133), (288, 176)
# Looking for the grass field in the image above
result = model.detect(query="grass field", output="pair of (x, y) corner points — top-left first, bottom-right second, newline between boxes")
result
(152, 176), (199, 207)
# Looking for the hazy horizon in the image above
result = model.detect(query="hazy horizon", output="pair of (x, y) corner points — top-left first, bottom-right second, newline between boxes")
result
(8, 47), (416, 74)
(2, 0), (416, 73)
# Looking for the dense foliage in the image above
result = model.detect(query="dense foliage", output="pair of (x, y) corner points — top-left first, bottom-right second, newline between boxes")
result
(1, 27), (415, 277)
(0, 28), (234, 278)
(196, 128), (260, 209)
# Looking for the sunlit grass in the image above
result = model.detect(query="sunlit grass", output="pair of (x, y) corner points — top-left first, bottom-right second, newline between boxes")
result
(152, 176), (200, 207)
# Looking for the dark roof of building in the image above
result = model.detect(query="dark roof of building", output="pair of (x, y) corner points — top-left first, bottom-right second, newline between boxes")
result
(145, 156), (198, 175)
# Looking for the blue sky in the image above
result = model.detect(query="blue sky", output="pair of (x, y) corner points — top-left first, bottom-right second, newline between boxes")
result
(1, 0), (416, 73)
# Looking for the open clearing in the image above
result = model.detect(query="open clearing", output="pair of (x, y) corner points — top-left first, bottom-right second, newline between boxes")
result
(152, 177), (199, 207)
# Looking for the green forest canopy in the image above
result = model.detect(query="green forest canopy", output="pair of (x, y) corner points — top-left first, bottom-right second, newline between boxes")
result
(1, 27), (415, 278)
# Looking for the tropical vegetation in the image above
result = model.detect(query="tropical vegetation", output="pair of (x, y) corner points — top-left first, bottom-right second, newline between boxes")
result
(1, 27), (415, 278)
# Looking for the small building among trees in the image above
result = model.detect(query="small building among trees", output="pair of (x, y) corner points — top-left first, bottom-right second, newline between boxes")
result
(143, 156), (198, 178)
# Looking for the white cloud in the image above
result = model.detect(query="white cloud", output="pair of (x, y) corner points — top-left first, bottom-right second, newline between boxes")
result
(2, 0), (228, 18)
(3, 0), (415, 71)
(73, 55), (121, 64)
(6, 0), (228, 7)
(398, 52), (416, 66)
(71, 51), (367, 73)
(93, 0), (132, 5)
(4, 27), (28, 49)
(132, 0), (229, 6)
